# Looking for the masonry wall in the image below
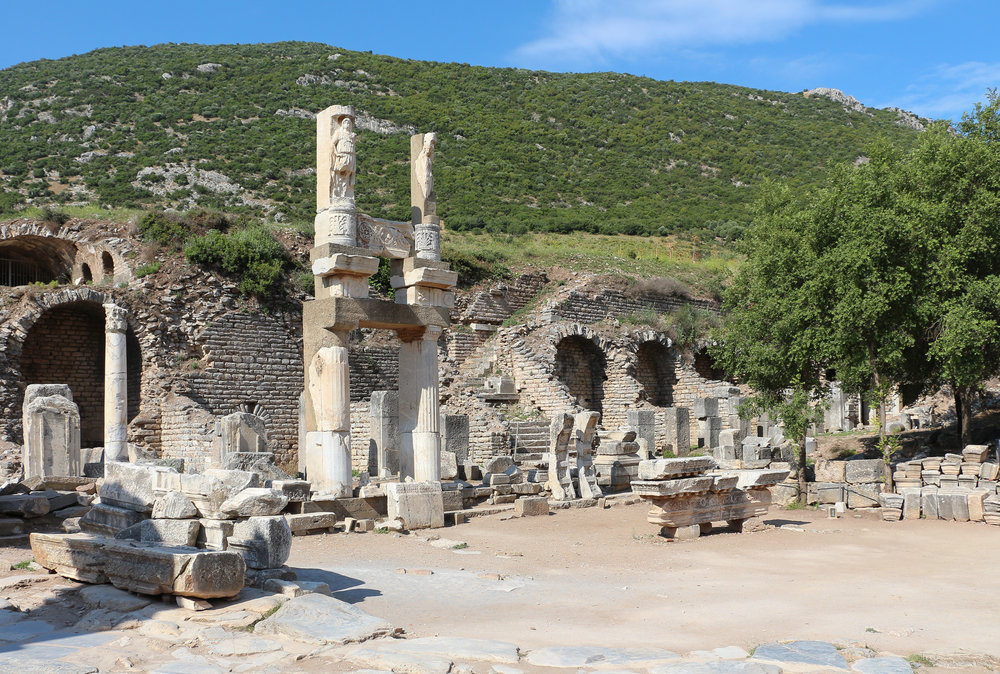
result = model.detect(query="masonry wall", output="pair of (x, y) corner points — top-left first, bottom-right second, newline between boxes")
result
(545, 289), (718, 324)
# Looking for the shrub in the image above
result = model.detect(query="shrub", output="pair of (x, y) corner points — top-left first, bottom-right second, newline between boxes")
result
(134, 261), (161, 278)
(138, 211), (188, 247)
(184, 225), (290, 297)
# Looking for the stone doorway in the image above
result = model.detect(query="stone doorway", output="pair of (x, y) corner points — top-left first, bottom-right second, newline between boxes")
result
(555, 335), (607, 414)
(19, 300), (141, 447)
(635, 340), (675, 406)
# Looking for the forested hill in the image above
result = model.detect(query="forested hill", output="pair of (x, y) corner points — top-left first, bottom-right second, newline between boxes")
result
(0, 41), (925, 237)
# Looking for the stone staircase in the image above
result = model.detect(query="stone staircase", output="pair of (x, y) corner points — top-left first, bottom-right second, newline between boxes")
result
(510, 419), (550, 469)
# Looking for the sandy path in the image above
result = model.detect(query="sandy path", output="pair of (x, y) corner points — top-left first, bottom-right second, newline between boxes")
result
(289, 502), (1000, 660)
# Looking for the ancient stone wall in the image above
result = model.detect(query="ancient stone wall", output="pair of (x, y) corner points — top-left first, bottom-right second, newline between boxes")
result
(453, 272), (548, 326)
(543, 288), (718, 325)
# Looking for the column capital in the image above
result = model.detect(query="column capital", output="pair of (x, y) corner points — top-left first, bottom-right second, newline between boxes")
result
(103, 303), (127, 333)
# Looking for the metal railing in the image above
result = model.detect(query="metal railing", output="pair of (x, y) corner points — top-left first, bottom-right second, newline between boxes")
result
(0, 258), (46, 286)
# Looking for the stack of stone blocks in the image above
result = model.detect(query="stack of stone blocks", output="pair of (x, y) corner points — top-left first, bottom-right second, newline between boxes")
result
(879, 444), (1000, 523)
(630, 456), (788, 539)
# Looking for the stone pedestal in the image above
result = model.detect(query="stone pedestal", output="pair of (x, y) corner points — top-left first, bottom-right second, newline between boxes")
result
(664, 407), (690, 457)
(370, 391), (400, 478)
(22, 385), (80, 480)
(103, 303), (128, 463)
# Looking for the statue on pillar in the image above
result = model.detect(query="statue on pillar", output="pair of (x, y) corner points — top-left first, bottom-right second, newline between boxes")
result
(411, 132), (441, 261)
(331, 116), (356, 200)
(315, 105), (359, 247)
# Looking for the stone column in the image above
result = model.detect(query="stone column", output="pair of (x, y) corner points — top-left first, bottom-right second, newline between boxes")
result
(315, 105), (358, 247)
(306, 335), (353, 497)
(410, 132), (441, 261)
(400, 326), (442, 482)
(103, 303), (128, 463)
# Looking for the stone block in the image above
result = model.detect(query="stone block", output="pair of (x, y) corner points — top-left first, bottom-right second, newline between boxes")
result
(102, 538), (246, 598)
(881, 507), (902, 521)
(514, 496), (549, 517)
(0, 493), (51, 518)
(285, 512), (337, 534)
(230, 516), (293, 569)
(117, 519), (200, 547)
(483, 472), (511, 486)
(101, 462), (172, 513)
(30, 531), (107, 584)
(980, 463), (999, 481)
(441, 414), (470, 464)
(214, 411), (268, 460)
(901, 489), (921, 519)
(439, 450), (458, 480)
(637, 457), (716, 480)
(223, 452), (291, 483)
(963, 444), (990, 463)
(441, 489), (464, 512)
(385, 482), (444, 530)
(813, 460), (846, 483)
(79, 502), (147, 536)
(22, 393), (81, 481)
(968, 489), (988, 522)
(459, 462), (482, 481)
(716, 429), (738, 461)
(627, 409), (656, 459)
(693, 397), (719, 419)
(699, 417), (722, 449)
(370, 391), (400, 478)
(663, 407), (691, 456)
(845, 459), (886, 484)
(846, 483), (883, 508)
(484, 456), (515, 474)
(181, 469), (260, 519)
(878, 493), (904, 509)
(807, 482), (845, 505)
(151, 491), (198, 519)
(921, 486), (940, 519)
(197, 519), (234, 550)
(270, 479), (311, 502)
(220, 488), (289, 518)
(771, 483), (800, 506)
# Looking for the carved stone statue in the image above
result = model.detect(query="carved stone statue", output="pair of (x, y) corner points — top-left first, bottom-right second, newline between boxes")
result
(331, 116), (356, 200)
(415, 132), (436, 204)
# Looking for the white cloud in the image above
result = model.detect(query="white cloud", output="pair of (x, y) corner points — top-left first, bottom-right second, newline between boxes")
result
(512, 0), (935, 67)
(881, 61), (1000, 121)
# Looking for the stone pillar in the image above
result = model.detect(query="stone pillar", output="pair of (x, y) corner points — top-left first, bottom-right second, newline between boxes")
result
(627, 409), (656, 459)
(664, 407), (690, 457)
(306, 338), (352, 497)
(399, 326), (442, 483)
(411, 132), (441, 261)
(103, 303), (128, 463)
(370, 391), (400, 478)
(23, 385), (80, 479)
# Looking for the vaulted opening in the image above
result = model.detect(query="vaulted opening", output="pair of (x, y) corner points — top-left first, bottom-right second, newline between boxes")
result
(555, 335), (606, 414)
(0, 235), (76, 286)
(635, 341), (675, 407)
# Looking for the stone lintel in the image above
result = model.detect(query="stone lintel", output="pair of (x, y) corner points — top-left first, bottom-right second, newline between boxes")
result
(304, 296), (450, 335)
(389, 266), (458, 290)
(390, 256), (453, 275)
(312, 253), (380, 278)
(310, 242), (373, 263)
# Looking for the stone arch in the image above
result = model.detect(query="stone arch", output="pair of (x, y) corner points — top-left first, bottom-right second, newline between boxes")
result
(101, 251), (114, 277)
(693, 347), (726, 381)
(0, 235), (76, 286)
(554, 334), (607, 414)
(635, 340), (676, 406)
(3, 289), (144, 446)
(81, 263), (93, 283)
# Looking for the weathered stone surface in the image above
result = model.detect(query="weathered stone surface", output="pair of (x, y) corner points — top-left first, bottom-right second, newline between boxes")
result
(638, 457), (716, 480)
(846, 483), (883, 509)
(0, 493), (50, 517)
(852, 656), (914, 673)
(484, 456), (515, 474)
(752, 640), (848, 669)
(272, 479), (311, 502)
(643, 486), (773, 529)
(694, 397), (719, 419)
(921, 486), (940, 519)
(814, 459), (847, 483)
(255, 593), (395, 644)
(721, 469), (789, 488)
(151, 491), (198, 519)
(664, 407), (691, 456)
(527, 646), (680, 668)
(77, 584), (152, 612)
(79, 502), (147, 536)
(962, 444), (990, 463)
(100, 462), (171, 513)
(901, 489), (921, 520)
(346, 636), (520, 669)
(230, 516), (292, 569)
(878, 493), (904, 509)
(197, 518), (234, 550)
(116, 519), (200, 547)
(23, 393), (81, 481)
(386, 481), (444, 529)
(180, 469), (259, 519)
(652, 664), (781, 674)
(439, 450), (459, 480)
(845, 459), (886, 484)
(101, 539), (245, 598)
(30, 532), (108, 583)
(631, 476), (714, 497)
(514, 496), (548, 517)
(220, 488), (289, 518)
(285, 512), (338, 533)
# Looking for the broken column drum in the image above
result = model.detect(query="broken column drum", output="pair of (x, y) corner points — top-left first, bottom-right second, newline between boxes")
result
(104, 303), (128, 463)
(303, 105), (456, 497)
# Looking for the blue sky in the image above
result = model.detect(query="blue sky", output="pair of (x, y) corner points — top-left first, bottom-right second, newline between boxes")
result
(2, 0), (997, 122)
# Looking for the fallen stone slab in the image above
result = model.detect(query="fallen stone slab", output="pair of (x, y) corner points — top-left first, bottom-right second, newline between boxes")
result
(116, 519), (200, 547)
(179, 469), (259, 519)
(514, 496), (548, 517)
(719, 469), (790, 488)
(652, 663), (782, 674)
(102, 539), (245, 598)
(638, 457), (717, 480)
(79, 502), (147, 536)
(526, 646), (681, 668)
(272, 479), (311, 502)
(285, 512), (338, 534)
(386, 482), (444, 530)
(100, 461), (171, 512)
(752, 641), (848, 670)
(255, 592), (396, 645)
(345, 636), (520, 666)
(852, 656), (913, 673)
(0, 493), (50, 517)
(220, 487), (289, 518)
(0, 657), (96, 674)
(631, 477), (715, 497)
(152, 491), (198, 519)
(208, 634), (285, 657)
(30, 532), (108, 584)
(0, 517), (27, 536)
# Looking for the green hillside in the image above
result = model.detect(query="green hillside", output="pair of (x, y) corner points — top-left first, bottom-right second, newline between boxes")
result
(0, 41), (924, 237)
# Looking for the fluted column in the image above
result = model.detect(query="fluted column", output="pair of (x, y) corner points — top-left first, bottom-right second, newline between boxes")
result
(103, 303), (128, 463)
(400, 326), (442, 483)
(306, 335), (353, 497)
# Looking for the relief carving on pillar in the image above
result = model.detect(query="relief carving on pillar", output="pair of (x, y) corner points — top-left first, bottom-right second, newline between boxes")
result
(103, 303), (127, 333)
(356, 214), (414, 258)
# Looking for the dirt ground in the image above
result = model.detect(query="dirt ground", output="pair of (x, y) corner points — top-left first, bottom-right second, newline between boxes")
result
(284, 501), (1000, 664)
(2, 500), (998, 671)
